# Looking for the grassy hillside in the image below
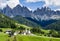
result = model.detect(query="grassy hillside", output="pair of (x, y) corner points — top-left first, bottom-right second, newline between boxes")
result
(45, 20), (60, 31)
(0, 13), (60, 41)
(0, 13), (31, 29)
(0, 32), (9, 41)
(13, 15), (41, 28)
(0, 13), (17, 28)
(0, 33), (60, 41)
(15, 35), (60, 41)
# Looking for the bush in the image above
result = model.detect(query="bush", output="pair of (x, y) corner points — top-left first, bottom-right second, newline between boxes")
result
(18, 26), (25, 30)
(0, 29), (3, 32)
(48, 30), (59, 37)
(31, 28), (41, 33)
(11, 24), (16, 29)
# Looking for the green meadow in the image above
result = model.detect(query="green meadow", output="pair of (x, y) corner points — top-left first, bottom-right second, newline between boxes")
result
(0, 33), (60, 41)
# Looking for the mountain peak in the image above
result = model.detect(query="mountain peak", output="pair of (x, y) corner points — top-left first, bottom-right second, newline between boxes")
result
(16, 4), (21, 7)
(6, 5), (11, 8)
(37, 8), (40, 10)
(3, 5), (12, 10)
(13, 4), (22, 9)
(41, 7), (51, 11)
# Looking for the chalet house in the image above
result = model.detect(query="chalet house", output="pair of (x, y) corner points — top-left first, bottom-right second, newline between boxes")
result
(21, 29), (31, 35)
(5, 30), (12, 34)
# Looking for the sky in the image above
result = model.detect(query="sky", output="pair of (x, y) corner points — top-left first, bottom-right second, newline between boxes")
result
(0, 0), (60, 11)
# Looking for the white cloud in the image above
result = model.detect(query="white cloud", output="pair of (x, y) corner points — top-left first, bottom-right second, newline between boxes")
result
(0, 0), (7, 9)
(26, 0), (60, 6)
(0, 0), (22, 9)
(43, 0), (60, 10)
(26, 0), (60, 10)
(7, 0), (20, 8)
(44, 0), (60, 7)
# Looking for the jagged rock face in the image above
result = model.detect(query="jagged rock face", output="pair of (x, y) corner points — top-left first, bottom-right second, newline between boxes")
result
(12, 5), (32, 17)
(1, 5), (60, 20)
(1, 5), (32, 17)
(2, 5), (13, 17)
(0, 4), (60, 27)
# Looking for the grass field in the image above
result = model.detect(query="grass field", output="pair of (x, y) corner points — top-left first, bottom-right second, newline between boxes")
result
(14, 35), (60, 41)
(0, 32), (9, 41)
(0, 33), (60, 41)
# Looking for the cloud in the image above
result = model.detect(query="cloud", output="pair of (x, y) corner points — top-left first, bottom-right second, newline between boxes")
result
(7, 0), (20, 8)
(0, 0), (60, 10)
(26, 0), (60, 6)
(0, 0), (7, 9)
(43, 0), (60, 10)
(25, 0), (60, 10)
(44, 0), (60, 7)
(0, 0), (22, 9)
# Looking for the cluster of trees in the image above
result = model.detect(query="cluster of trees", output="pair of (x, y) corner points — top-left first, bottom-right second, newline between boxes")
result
(18, 26), (25, 30)
(0, 29), (3, 32)
(48, 30), (60, 38)
(45, 20), (60, 31)
(31, 27), (60, 38)
(31, 27), (44, 34)
(0, 13), (18, 28)
(43, 20), (60, 38)
(13, 15), (41, 28)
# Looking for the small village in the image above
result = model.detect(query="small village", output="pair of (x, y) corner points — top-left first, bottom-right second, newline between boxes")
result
(4, 28), (34, 37)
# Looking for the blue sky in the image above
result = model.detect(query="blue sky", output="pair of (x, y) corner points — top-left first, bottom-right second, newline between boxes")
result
(20, 0), (45, 10)
(20, 0), (60, 11)
(0, 0), (60, 11)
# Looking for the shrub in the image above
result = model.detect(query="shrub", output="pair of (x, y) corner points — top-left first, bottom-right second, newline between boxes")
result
(0, 29), (3, 32)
